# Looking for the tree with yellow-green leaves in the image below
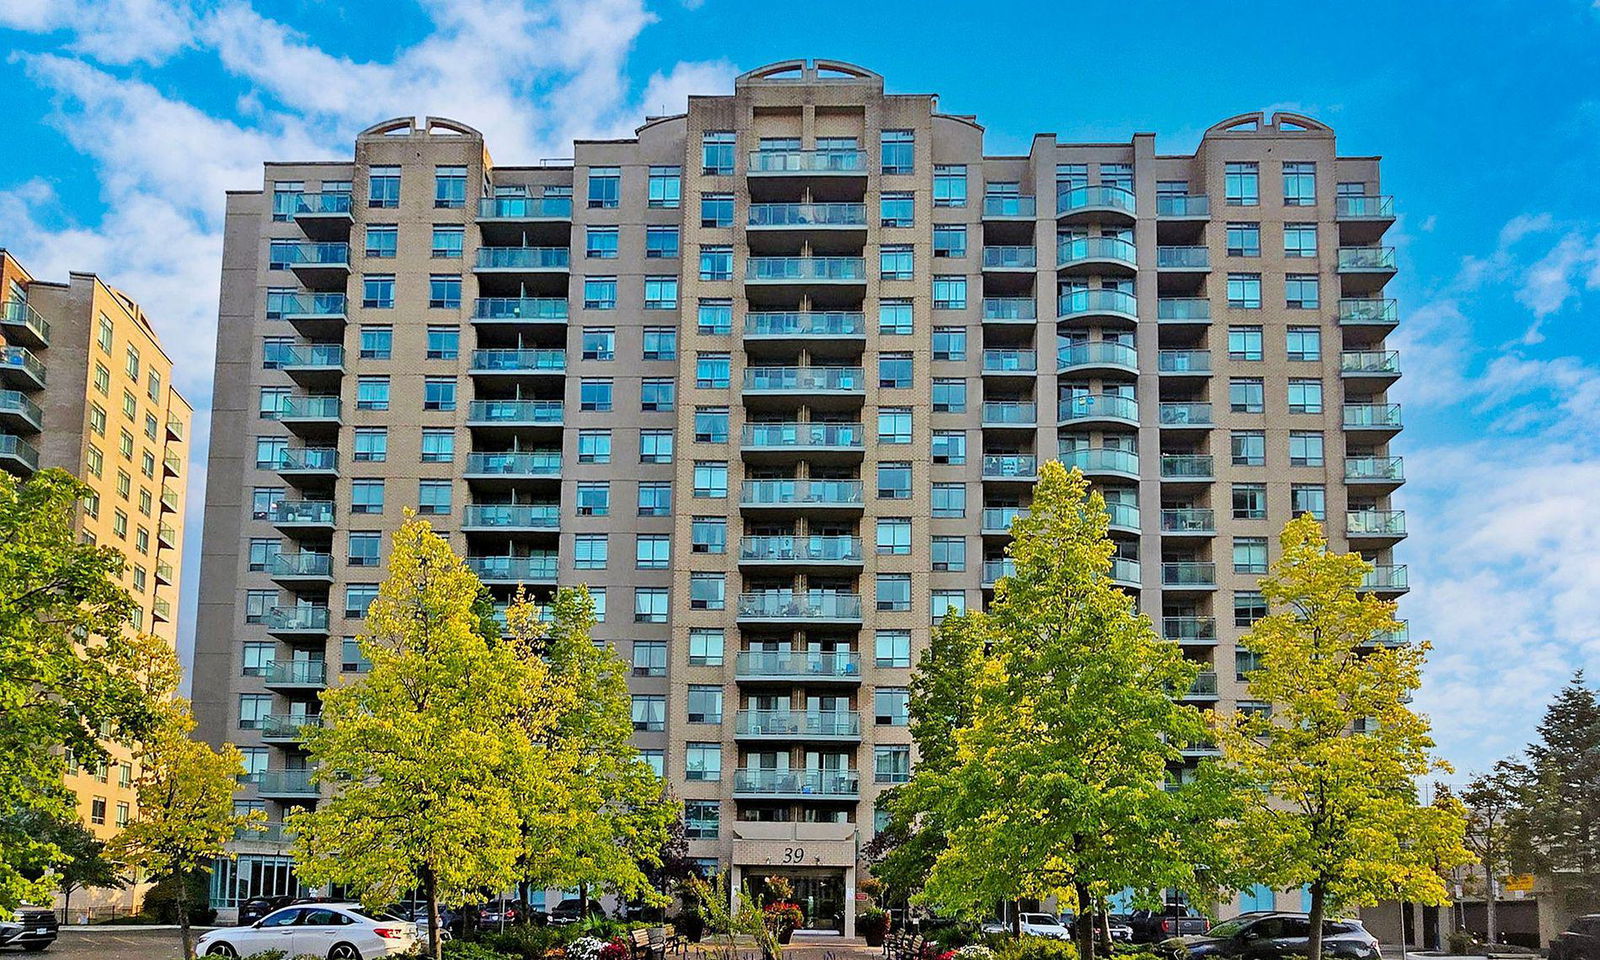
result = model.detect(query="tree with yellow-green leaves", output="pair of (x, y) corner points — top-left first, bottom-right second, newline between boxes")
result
(289, 516), (569, 960)
(1217, 514), (1469, 960)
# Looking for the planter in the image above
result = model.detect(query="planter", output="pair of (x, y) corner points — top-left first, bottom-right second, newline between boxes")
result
(864, 927), (885, 947)
(778, 928), (794, 944)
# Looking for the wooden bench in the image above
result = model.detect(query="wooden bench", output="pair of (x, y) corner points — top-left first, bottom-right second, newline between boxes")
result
(661, 923), (683, 956)
(632, 927), (655, 960)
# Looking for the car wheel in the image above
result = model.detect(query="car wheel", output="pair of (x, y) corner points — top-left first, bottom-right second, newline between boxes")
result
(329, 943), (363, 959)
(205, 945), (238, 958)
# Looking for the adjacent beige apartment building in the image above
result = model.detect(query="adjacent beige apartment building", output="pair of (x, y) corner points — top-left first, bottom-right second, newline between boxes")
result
(1, 249), (194, 915)
(192, 60), (1405, 931)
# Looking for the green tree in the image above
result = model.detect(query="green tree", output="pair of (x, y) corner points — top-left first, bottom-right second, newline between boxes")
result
(0, 469), (153, 914)
(40, 814), (125, 924)
(289, 517), (565, 960)
(1460, 766), (1519, 944)
(906, 462), (1240, 960)
(1217, 515), (1469, 960)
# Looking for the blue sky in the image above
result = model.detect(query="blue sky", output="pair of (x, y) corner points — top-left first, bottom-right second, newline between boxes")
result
(3, 0), (1600, 778)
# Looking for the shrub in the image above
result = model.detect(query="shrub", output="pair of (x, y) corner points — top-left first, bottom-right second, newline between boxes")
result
(1449, 930), (1483, 955)
(674, 909), (705, 942)
(445, 942), (518, 960)
(858, 906), (890, 937)
(137, 873), (216, 925)
(567, 935), (610, 960)
(955, 946), (997, 960)
(240, 952), (288, 960)
(479, 925), (562, 960)
(995, 936), (1079, 960)
(763, 901), (803, 935)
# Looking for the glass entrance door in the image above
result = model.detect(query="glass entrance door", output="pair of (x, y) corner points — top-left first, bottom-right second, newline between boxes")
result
(791, 874), (844, 932)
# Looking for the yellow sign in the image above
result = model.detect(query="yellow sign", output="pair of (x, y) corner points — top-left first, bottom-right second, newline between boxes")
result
(1503, 874), (1535, 893)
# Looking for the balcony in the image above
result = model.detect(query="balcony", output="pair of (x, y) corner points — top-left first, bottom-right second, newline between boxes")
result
(740, 422), (864, 458)
(983, 297), (1037, 323)
(0, 390), (43, 433)
(746, 149), (866, 176)
(1058, 341), (1138, 376)
(472, 297), (569, 324)
(466, 399), (563, 428)
(260, 714), (323, 743)
(463, 451), (563, 479)
(1347, 510), (1407, 543)
(740, 479), (865, 514)
(262, 660), (327, 690)
(982, 507), (1026, 535)
(1161, 508), (1215, 536)
(1058, 393), (1138, 428)
(1336, 195), (1395, 220)
(732, 768), (859, 800)
(1345, 456), (1405, 488)
(981, 349), (1038, 376)
(157, 523), (177, 549)
(981, 194), (1036, 219)
(290, 191), (353, 239)
(734, 710), (861, 741)
(1156, 246), (1210, 271)
(1337, 246), (1397, 273)
(1058, 288), (1137, 325)
(280, 344), (345, 388)
(256, 770), (318, 798)
(1163, 616), (1217, 645)
(277, 396), (342, 434)
(747, 202), (867, 232)
(1156, 194), (1210, 219)
(275, 447), (338, 479)
(235, 822), (293, 846)
(1059, 447), (1139, 480)
(1057, 184), (1136, 220)
(736, 592), (863, 626)
(1158, 402), (1213, 429)
(0, 298), (50, 348)
(1178, 671), (1221, 702)
(276, 242), (349, 288)
(461, 503), (561, 532)
(1338, 298), (1398, 327)
(1057, 236), (1136, 274)
(151, 597), (171, 623)
(1343, 403), (1403, 437)
(745, 257), (867, 284)
(1360, 564), (1409, 595)
(264, 605), (330, 638)
(0, 347), (46, 391)
(268, 552), (334, 586)
(1341, 350), (1401, 387)
(155, 561), (174, 586)
(1162, 562), (1217, 590)
(1110, 557), (1141, 589)
(1157, 298), (1211, 324)
(466, 349), (566, 377)
(1160, 454), (1213, 483)
(164, 451), (183, 477)
(1105, 501), (1140, 533)
(473, 246), (570, 273)
(1158, 350), (1211, 376)
(982, 454), (1038, 481)
(981, 401), (1037, 428)
(982, 558), (1017, 587)
(1368, 621), (1411, 647)
(476, 195), (572, 221)
(739, 535), (863, 567)
(982, 246), (1037, 270)
(166, 414), (184, 442)
(275, 292), (347, 337)
(159, 485), (179, 513)
(742, 366), (865, 400)
(735, 650), (863, 683)
(466, 554), (559, 585)
(268, 499), (335, 532)
(744, 311), (866, 341)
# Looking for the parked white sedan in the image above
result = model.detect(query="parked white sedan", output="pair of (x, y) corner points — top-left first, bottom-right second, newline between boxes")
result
(981, 912), (1074, 939)
(196, 903), (419, 958)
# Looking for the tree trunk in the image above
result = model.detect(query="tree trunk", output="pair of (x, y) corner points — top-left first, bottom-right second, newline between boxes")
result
(176, 871), (194, 960)
(1485, 862), (1498, 945)
(423, 865), (442, 960)
(1011, 899), (1021, 939)
(580, 881), (590, 922)
(1074, 882), (1095, 960)
(61, 884), (71, 926)
(1098, 906), (1111, 951)
(1306, 881), (1326, 960)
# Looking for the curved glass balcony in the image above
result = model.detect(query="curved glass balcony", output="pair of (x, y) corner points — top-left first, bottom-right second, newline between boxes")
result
(0, 390), (43, 432)
(1058, 341), (1138, 373)
(1060, 447), (1139, 477)
(1057, 236), (1137, 270)
(734, 710), (861, 739)
(1110, 557), (1142, 588)
(1105, 501), (1140, 531)
(0, 347), (47, 389)
(1059, 393), (1139, 425)
(1057, 288), (1137, 321)
(735, 650), (863, 681)
(1057, 184), (1136, 217)
(744, 311), (866, 338)
(739, 535), (863, 564)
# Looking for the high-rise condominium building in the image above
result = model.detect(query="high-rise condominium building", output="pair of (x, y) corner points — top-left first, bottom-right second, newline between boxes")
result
(193, 60), (1405, 929)
(1, 249), (193, 914)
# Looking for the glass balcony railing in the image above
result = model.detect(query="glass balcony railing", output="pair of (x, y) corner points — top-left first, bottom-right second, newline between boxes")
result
(1, 347), (46, 386)
(747, 149), (866, 173)
(1336, 195), (1394, 219)
(268, 500), (335, 525)
(0, 390), (43, 429)
(260, 714), (323, 739)
(734, 710), (861, 738)
(737, 592), (864, 621)
(281, 344), (345, 369)
(1059, 394), (1139, 423)
(1362, 565), (1409, 591)
(1370, 622), (1411, 646)
(1163, 616), (1217, 644)
(158, 484), (179, 511)
(983, 454), (1038, 478)
(470, 349), (566, 373)
(1110, 557), (1141, 585)
(1159, 402), (1213, 426)
(477, 196), (573, 219)
(1157, 245), (1210, 269)
(462, 503), (561, 529)
(740, 479), (864, 508)
(1181, 672), (1220, 698)
(1345, 456), (1404, 483)
(735, 650), (863, 679)
(1157, 298), (1211, 321)
(741, 422), (864, 449)
(475, 246), (570, 270)
(164, 452), (183, 476)
(466, 555), (559, 582)
(237, 822), (293, 844)
(264, 606), (330, 632)
(746, 257), (867, 281)
(1057, 184), (1136, 216)
(732, 768), (859, 797)
(268, 552), (333, 579)
(292, 192), (352, 216)
(472, 297), (569, 321)
(155, 561), (174, 585)
(1338, 298), (1398, 325)
(1337, 246), (1397, 271)
(278, 242), (349, 267)
(1347, 510), (1407, 537)
(1341, 351), (1400, 375)
(982, 402), (1037, 425)
(0, 298), (50, 345)
(745, 311), (866, 337)
(1343, 403), (1403, 429)
(1058, 288), (1137, 318)
(982, 507), (1026, 532)
(982, 558), (1017, 584)
(981, 349), (1038, 373)
(983, 195), (1037, 218)
(464, 451), (563, 476)
(1158, 350), (1211, 374)
(1160, 454), (1214, 479)
(256, 770), (318, 796)
(466, 400), (563, 424)
(276, 447), (337, 472)
(743, 367), (864, 392)
(263, 660), (327, 686)
(1058, 341), (1138, 371)
(1156, 194), (1210, 217)
(1057, 236), (1137, 267)
(1161, 508), (1215, 533)
(1163, 562), (1217, 586)
(983, 297), (1038, 321)
(157, 523), (176, 547)
(278, 396), (341, 420)
(1106, 501), (1140, 529)
(983, 246), (1037, 269)
(740, 535), (863, 563)
(150, 596), (171, 621)
(276, 292), (347, 318)
(1060, 447), (1139, 476)
(747, 202), (866, 226)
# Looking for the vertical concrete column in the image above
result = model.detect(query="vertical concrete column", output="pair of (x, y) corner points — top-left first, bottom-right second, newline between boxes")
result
(844, 865), (857, 939)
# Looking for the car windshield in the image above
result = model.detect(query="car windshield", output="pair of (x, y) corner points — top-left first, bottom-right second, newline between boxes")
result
(1206, 917), (1254, 938)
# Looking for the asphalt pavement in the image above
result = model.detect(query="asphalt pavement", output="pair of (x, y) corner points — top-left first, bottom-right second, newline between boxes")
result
(10, 927), (197, 960)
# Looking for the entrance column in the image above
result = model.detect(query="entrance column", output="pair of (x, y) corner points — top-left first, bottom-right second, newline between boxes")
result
(844, 864), (857, 939)
(730, 865), (743, 920)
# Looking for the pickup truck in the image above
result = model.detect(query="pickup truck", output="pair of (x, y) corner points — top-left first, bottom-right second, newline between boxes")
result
(0, 906), (59, 952)
(1126, 909), (1210, 942)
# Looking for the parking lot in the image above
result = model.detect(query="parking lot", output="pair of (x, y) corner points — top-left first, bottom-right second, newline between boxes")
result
(14, 927), (193, 960)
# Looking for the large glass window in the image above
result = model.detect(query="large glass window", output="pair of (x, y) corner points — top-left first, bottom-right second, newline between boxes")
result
(1288, 379), (1324, 414)
(875, 630), (911, 668)
(702, 131), (735, 175)
(1291, 483), (1327, 520)
(1286, 326), (1321, 361)
(881, 191), (914, 227)
(1226, 222), (1260, 257)
(1283, 161), (1317, 206)
(1226, 273), (1262, 309)
(933, 164), (967, 206)
(1284, 223), (1318, 258)
(1229, 378), (1265, 413)
(933, 224), (967, 258)
(1232, 483), (1267, 520)
(1285, 274), (1320, 309)
(364, 224), (397, 258)
(1289, 431), (1325, 466)
(878, 462), (912, 500)
(586, 226), (619, 259)
(433, 165), (467, 208)
(876, 517), (912, 555)
(876, 574), (912, 611)
(881, 129), (914, 174)
(1224, 161), (1259, 206)
(1228, 325), (1264, 361)
(647, 166), (681, 208)
(933, 276), (967, 309)
(587, 166), (620, 209)
(1231, 430), (1266, 466)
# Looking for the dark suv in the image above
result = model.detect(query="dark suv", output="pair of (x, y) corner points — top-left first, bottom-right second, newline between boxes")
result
(0, 906), (59, 952)
(1160, 911), (1380, 960)
(1551, 914), (1600, 960)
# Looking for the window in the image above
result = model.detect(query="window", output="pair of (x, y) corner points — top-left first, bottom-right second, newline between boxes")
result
(877, 574), (912, 611)
(577, 429), (611, 464)
(345, 583), (379, 618)
(647, 226), (681, 260)
(1291, 483), (1326, 520)
(1235, 648), (1263, 681)
(1226, 222), (1260, 257)
(1229, 378), (1265, 413)
(932, 276), (968, 309)
(702, 130), (735, 175)
(693, 461), (728, 497)
(368, 165), (399, 208)
(881, 191), (914, 227)
(89, 404), (107, 436)
(694, 407), (729, 444)
(125, 346), (140, 379)
(696, 353), (730, 389)
(1285, 274), (1320, 309)
(247, 539), (279, 572)
(931, 381), (967, 414)
(879, 352), (913, 388)
(878, 408), (912, 445)
(414, 479), (452, 516)
(1231, 431), (1266, 466)
(1286, 326), (1322, 361)
(147, 369), (161, 401)
(428, 274), (461, 309)
(1284, 223), (1318, 258)
(573, 535), (608, 569)
(933, 164), (967, 206)
(143, 412), (159, 441)
(1233, 483), (1267, 520)
(691, 516), (726, 553)
(933, 590), (966, 619)
(698, 244), (732, 280)
(644, 276), (678, 310)
(1234, 537), (1269, 574)
(244, 590), (275, 624)
(1235, 591), (1268, 627)
(271, 180), (303, 220)
(1224, 161), (1259, 206)
(362, 274), (395, 309)
(685, 743), (722, 782)
(685, 800), (720, 839)
(583, 277), (617, 310)
(582, 327), (615, 361)
(877, 517), (912, 555)
(931, 430), (967, 464)
(647, 165), (681, 208)
(1283, 162), (1317, 206)
(880, 244), (913, 280)
(86, 445), (104, 478)
(684, 686), (724, 725)
(879, 299), (913, 335)
(679, 631), (724, 671)
(425, 326), (460, 360)
(587, 166), (620, 208)
(876, 630), (911, 668)
(580, 378), (613, 412)
(90, 797), (107, 826)
(359, 325), (392, 359)
(586, 226), (619, 259)
(690, 572), (725, 610)
(431, 224), (464, 258)
(122, 389), (138, 419)
(1288, 379), (1324, 414)
(351, 479), (384, 514)
(700, 192), (733, 228)
(1228, 325), (1263, 361)
(631, 695), (666, 731)
(348, 532), (381, 567)
(697, 299), (732, 334)
(931, 326), (967, 360)
(875, 745), (911, 784)
(93, 363), (110, 395)
(571, 481), (609, 518)
(96, 313), (114, 351)
(636, 534), (671, 569)
(932, 536), (967, 572)
(111, 509), (128, 539)
(423, 378), (457, 411)
(881, 129), (914, 174)
(352, 427), (387, 462)
(638, 482), (672, 517)
(118, 430), (134, 459)
(420, 429), (454, 463)
(1289, 431), (1325, 467)
(364, 224), (397, 258)
(1226, 273), (1262, 309)
(879, 462), (912, 500)
(640, 430), (674, 463)
(933, 223), (967, 258)
(875, 688), (910, 725)
(262, 336), (293, 368)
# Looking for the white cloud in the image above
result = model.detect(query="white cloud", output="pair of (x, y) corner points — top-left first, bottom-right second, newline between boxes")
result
(0, 0), (195, 64)
(1515, 230), (1600, 319)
